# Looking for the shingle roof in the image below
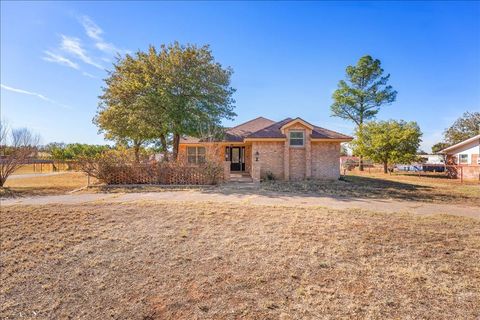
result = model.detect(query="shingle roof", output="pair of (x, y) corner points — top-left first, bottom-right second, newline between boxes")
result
(224, 117), (276, 142)
(180, 117), (352, 143)
(246, 118), (292, 138)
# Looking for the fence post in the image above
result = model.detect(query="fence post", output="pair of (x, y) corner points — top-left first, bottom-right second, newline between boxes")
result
(460, 166), (463, 183)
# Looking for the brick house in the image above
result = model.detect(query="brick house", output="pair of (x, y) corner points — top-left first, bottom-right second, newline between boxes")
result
(178, 117), (352, 181)
(440, 134), (480, 180)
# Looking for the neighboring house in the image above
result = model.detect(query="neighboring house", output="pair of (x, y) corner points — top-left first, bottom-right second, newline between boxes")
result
(179, 117), (353, 181)
(440, 134), (480, 166)
(418, 154), (445, 165)
(440, 134), (480, 180)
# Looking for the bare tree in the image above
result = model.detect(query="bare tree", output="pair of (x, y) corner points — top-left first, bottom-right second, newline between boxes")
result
(0, 122), (41, 187)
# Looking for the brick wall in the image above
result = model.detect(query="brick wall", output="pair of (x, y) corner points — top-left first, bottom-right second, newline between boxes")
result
(284, 123), (312, 180)
(289, 147), (306, 180)
(311, 142), (341, 180)
(252, 141), (284, 180)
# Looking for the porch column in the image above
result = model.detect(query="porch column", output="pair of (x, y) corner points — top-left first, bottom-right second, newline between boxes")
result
(252, 160), (261, 183)
(251, 142), (261, 183)
(305, 134), (312, 178)
(223, 161), (231, 182)
(284, 140), (290, 181)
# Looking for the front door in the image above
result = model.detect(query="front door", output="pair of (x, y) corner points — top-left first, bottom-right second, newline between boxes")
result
(229, 147), (245, 171)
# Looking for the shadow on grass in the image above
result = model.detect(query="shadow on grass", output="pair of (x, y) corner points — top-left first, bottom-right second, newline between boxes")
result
(202, 175), (477, 205)
(0, 186), (76, 198)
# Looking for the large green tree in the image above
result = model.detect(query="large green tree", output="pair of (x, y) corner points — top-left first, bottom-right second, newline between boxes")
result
(331, 55), (397, 170)
(352, 120), (422, 173)
(95, 42), (236, 161)
(444, 111), (480, 145)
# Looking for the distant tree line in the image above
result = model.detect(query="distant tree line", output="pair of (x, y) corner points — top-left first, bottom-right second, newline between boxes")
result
(43, 143), (111, 161)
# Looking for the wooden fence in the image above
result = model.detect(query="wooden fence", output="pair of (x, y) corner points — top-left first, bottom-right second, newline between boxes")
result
(93, 162), (224, 185)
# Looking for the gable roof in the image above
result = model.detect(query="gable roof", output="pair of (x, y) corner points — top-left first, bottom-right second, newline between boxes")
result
(224, 117), (276, 142)
(439, 134), (480, 153)
(180, 117), (275, 143)
(180, 116), (353, 143)
(247, 117), (352, 140)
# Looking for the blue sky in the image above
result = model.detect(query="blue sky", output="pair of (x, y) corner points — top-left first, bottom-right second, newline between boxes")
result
(1, 1), (479, 151)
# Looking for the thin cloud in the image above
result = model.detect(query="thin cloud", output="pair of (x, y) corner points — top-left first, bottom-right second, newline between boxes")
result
(80, 15), (103, 41)
(82, 71), (98, 79)
(80, 15), (128, 55)
(60, 35), (104, 70)
(1, 84), (71, 109)
(42, 51), (79, 70)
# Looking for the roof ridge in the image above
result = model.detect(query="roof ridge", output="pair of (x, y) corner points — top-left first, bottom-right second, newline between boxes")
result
(247, 117), (292, 136)
(228, 116), (275, 131)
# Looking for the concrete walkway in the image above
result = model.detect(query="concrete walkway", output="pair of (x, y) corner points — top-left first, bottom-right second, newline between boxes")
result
(2, 188), (479, 220)
(8, 172), (64, 179)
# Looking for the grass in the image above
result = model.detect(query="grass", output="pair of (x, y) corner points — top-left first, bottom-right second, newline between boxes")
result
(1, 172), (90, 197)
(262, 172), (480, 206)
(1, 202), (479, 319)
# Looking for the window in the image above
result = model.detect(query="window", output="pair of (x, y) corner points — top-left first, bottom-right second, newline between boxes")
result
(187, 147), (206, 164)
(458, 154), (468, 164)
(289, 131), (304, 146)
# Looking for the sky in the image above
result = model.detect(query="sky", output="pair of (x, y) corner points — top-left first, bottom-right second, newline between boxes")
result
(1, 1), (479, 152)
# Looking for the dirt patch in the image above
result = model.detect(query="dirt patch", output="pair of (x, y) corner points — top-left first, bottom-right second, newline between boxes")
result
(1, 203), (479, 319)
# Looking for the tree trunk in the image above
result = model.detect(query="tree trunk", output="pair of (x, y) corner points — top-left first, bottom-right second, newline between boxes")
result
(160, 134), (168, 161)
(357, 122), (364, 171)
(172, 133), (180, 161)
(383, 161), (388, 174)
(133, 142), (140, 163)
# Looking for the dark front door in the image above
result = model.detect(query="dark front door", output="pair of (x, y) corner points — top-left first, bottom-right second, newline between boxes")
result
(229, 147), (245, 171)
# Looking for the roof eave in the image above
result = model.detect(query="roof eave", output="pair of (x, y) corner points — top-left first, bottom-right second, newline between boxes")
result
(439, 134), (480, 153)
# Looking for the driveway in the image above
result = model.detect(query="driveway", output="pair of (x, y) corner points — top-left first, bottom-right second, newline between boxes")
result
(2, 188), (479, 220)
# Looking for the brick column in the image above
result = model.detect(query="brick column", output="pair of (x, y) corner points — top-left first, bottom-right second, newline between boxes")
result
(284, 139), (290, 181)
(223, 161), (231, 181)
(252, 160), (261, 183)
(305, 133), (312, 178)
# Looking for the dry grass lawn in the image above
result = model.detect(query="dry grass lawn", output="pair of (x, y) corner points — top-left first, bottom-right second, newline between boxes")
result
(262, 172), (480, 206)
(1, 172), (90, 197)
(1, 202), (479, 319)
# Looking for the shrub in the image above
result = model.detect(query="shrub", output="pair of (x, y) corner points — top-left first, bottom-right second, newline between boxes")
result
(264, 171), (276, 181)
(79, 148), (224, 185)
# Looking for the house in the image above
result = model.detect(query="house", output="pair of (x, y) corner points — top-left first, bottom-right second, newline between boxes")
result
(440, 134), (480, 180)
(418, 154), (445, 165)
(179, 117), (353, 181)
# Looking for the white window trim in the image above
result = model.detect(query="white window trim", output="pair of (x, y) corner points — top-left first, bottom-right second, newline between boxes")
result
(289, 130), (305, 147)
(458, 153), (469, 165)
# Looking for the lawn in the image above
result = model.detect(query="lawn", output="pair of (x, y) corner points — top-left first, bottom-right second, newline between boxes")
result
(1, 202), (479, 319)
(262, 172), (480, 206)
(1, 172), (90, 197)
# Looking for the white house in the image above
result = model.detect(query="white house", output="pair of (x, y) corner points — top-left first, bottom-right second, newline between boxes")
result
(440, 134), (479, 180)
(440, 134), (480, 166)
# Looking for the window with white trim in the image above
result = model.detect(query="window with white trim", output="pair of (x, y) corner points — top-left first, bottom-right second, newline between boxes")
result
(187, 147), (206, 164)
(458, 154), (468, 164)
(289, 131), (304, 146)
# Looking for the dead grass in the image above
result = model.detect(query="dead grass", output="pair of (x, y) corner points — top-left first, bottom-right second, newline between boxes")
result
(1, 172), (90, 198)
(1, 202), (479, 319)
(262, 172), (480, 206)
